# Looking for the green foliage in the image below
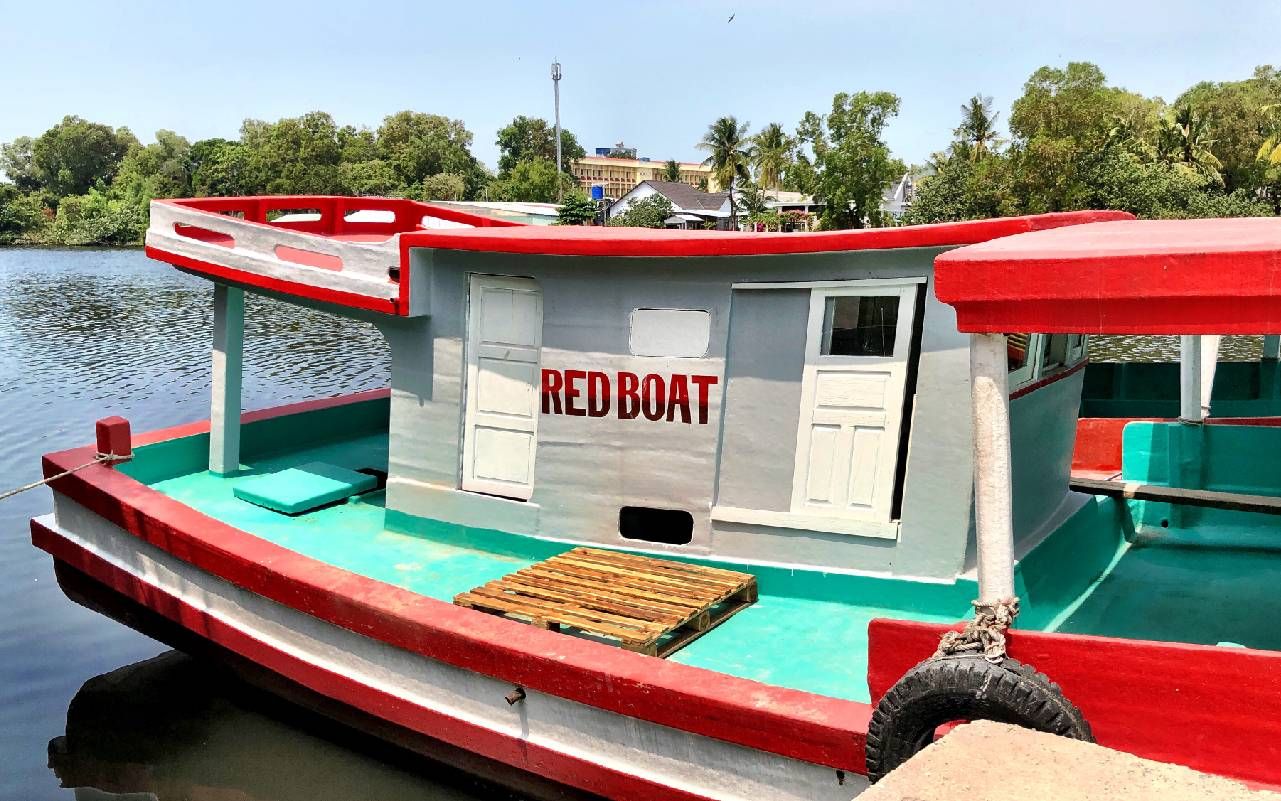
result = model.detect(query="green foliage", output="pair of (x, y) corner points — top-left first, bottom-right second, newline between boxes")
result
(735, 181), (771, 218)
(953, 95), (1003, 161)
(488, 158), (570, 203)
(496, 116), (585, 176)
(556, 191), (597, 225)
(190, 138), (257, 197)
(1178, 66), (1281, 192)
(31, 116), (135, 197)
(0, 184), (47, 244)
(418, 172), (468, 202)
(377, 110), (479, 190)
(802, 91), (905, 229)
(38, 188), (148, 246)
(698, 116), (751, 225)
(339, 159), (400, 197)
(1, 137), (41, 191)
(608, 193), (674, 228)
(903, 157), (1018, 224)
(661, 159), (682, 182)
(113, 130), (194, 200)
(749, 122), (793, 189)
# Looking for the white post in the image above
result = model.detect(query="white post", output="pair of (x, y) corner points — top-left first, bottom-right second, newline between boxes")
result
(1180, 335), (1203, 423)
(1264, 335), (1280, 361)
(1199, 335), (1220, 419)
(210, 284), (244, 475)
(970, 333), (1016, 603)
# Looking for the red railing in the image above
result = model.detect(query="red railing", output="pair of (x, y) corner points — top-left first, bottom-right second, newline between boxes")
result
(167, 196), (522, 236)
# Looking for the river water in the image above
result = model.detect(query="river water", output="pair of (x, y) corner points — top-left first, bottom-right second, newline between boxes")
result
(0, 248), (528, 800)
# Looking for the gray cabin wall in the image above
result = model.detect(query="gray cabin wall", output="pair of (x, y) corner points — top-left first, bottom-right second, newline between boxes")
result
(374, 244), (1076, 582)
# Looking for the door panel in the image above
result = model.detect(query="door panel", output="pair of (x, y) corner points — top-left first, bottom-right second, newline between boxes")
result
(462, 275), (542, 500)
(791, 283), (917, 523)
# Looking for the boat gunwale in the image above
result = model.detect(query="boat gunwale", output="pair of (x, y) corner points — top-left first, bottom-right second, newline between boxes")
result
(35, 391), (873, 774)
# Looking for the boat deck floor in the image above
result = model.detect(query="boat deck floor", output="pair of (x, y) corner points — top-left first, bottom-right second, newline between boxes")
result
(145, 431), (960, 703)
(138, 429), (1281, 703)
(1055, 532), (1281, 650)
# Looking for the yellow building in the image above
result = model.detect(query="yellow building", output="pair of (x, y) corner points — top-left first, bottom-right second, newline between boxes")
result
(571, 155), (718, 200)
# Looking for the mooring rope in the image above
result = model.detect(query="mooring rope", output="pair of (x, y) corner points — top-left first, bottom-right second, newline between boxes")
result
(935, 597), (1020, 663)
(0, 453), (127, 503)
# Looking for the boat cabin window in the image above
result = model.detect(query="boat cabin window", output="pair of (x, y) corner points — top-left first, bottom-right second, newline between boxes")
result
(1010, 334), (1089, 391)
(629, 308), (711, 358)
(1008, 333), (1038, 386)
(821, 295), (899, 357)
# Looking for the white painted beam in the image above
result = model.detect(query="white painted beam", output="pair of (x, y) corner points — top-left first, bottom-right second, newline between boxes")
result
(1180, 335), (1203, 423)
(970, 333), (1015, 603)
(1199, 335), (1220, 419)
(210, 284), (244, 475)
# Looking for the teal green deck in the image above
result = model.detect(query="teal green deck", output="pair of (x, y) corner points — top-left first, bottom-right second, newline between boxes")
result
(121, 397), (1281, 702)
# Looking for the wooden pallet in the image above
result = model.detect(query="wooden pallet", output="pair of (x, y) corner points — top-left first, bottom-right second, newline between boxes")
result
(454, 547), (758, 657)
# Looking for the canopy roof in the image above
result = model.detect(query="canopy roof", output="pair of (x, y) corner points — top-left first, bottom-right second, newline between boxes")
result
(401, 211), (1128, 259)
(935, 218), (1281, 335)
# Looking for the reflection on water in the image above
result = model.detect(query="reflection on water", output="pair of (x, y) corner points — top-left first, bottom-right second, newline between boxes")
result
(1090, 334), (1264, 362)
(49, 652), (523, 801)
(0, 249), (506, 800)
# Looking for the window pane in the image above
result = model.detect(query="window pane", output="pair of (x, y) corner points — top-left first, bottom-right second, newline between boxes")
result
(1042, 334), (1068, 371)
(1007, 334), (1031, 372)
(822, 295), (899, 357)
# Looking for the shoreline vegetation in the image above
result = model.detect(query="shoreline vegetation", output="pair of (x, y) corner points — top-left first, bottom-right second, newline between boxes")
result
(2, 61), (1279, 248)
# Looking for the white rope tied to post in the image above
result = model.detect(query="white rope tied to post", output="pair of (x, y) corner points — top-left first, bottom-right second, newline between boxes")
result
(0, 453), (127, 503)
(935, 597), (1021, 664)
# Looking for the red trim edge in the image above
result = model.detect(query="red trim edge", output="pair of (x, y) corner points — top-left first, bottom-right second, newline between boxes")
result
(35, 393), (870, 774)
(1009, 358), (1088, 400)
(401, 211), (1132, 259)
(145, 246), (400, 315)
(31, 520), (717, 801)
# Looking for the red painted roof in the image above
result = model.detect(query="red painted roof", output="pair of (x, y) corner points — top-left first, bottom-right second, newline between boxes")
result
(400, 211), (1131, 258)
(936, 217), (1281, 335)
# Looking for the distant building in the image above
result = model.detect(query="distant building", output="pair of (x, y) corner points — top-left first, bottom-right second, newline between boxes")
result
(881, 173), (916, 220)
(572, 144), (716, 200)
(607, 180), (733, 229)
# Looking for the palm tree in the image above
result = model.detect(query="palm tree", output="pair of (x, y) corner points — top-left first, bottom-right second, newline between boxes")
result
(749, 123), (792, 190)
(954, 95), (1003, 161)
(662, 159), (682, 182)
(698, 116), (751, 228)
(1156, 106), (1222, 179)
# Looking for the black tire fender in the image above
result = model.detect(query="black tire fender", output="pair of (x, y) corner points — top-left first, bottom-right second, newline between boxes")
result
(865, 654), (1093, 783)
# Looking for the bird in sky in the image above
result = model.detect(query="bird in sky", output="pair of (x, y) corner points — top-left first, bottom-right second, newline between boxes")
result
(727, 13), (735, 22)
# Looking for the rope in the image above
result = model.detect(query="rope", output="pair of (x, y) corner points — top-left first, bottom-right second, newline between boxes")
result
(0, 453), (127, 503)
(935, 597), (1020, 664)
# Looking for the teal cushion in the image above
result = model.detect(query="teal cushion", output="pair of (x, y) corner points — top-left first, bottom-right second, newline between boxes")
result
(233, 462), (378, 515)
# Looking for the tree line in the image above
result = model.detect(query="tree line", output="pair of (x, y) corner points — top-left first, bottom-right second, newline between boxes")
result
(2, 60), (1279, 245)
(0, 111), (587, 245)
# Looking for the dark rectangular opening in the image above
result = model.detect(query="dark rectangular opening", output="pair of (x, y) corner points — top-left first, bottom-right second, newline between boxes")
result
(891, 283), (928, 521)
(619, 506), (693, 545)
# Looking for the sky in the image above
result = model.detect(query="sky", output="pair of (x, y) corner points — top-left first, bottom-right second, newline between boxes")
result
(2, 0), (1279, 172)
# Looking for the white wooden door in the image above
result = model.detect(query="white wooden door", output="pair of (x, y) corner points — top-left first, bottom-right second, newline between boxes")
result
(791, 282), (918, 523)
(462, 275), (543, 500)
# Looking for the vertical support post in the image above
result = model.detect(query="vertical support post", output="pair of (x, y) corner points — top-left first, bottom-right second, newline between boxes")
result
(1264, 335), (1281, 361)
(210, 284), (244, 475)
(970, 333), (1016, 604)
(1180, 335), (1203, 423)
(1199, 335), (1220, 419)
(551, 60), (563, 201)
